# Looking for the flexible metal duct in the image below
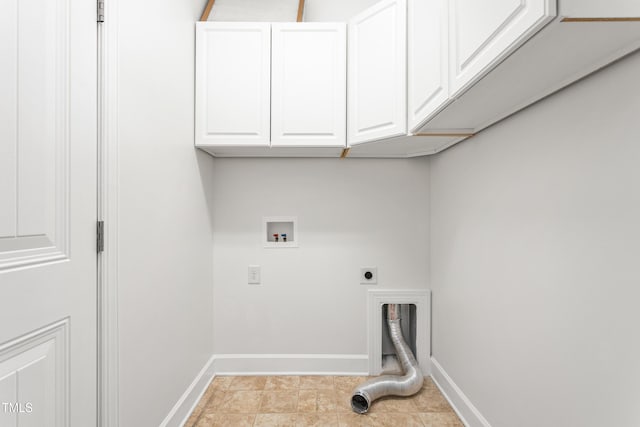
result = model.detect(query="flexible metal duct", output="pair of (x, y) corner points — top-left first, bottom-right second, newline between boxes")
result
(351, 304), (424, 414)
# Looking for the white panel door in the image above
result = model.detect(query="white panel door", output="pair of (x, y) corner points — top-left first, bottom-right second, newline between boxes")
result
(271, 23), (347, 147)
(449, 0), (555, 96)
(408, 0), (449, 131)
(195, 22), (271, 147)
(348, 0), (407, 145)
(0, 0), (97, 425)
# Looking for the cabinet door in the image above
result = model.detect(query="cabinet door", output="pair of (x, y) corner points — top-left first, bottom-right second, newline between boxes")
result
(271, 23), (347, 147)
(195, 22), (271, 146)
(408, 0), (449, 131)
(348, 0), (407, 145)
(449, 0), (554, 96)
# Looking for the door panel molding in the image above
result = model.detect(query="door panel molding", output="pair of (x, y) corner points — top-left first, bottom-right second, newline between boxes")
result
(0, 0), (70, 272)
(0, 319), (69, 427)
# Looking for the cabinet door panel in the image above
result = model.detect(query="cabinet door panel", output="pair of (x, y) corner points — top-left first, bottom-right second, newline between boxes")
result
(195, 22), (271, 146)
(408, 0), (449, 131)
(348, 0), (407, 145)
(450, 0), (554, 95)
(271, 23), (346, 147)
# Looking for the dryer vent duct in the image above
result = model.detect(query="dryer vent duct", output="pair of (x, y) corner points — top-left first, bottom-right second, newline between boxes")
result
(351, 303), (424, 414)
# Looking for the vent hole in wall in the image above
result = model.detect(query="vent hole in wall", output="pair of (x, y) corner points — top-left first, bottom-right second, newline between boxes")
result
(381, 304), (417, 374)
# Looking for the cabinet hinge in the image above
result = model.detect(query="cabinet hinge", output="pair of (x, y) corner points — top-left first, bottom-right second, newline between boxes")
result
(97, 0), (105, 23)
(97, 221), (104, 253)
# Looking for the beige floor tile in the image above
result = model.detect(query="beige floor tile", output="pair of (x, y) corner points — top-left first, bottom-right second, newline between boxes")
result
(254, 413), (298, 427)
(210, 376), (234, 390)
(298, 389), (337, 413)
(260, 391), (299, 413)
(419, 412), (463, 427)
(413, 388), (452, 412)
(299, 376), (334, 389)
(185, 375), (458, 427)
(337, 412), (376, 427)
(228, 375), (268, 391)
(194, 413), (216, 427)
(370, 413), (424, 427)
(296, 413), (339, 427)
(202, 390), (227, 414)
(367, 395), (419, 413)
(218, 390), (263, 413)
(421, 377), (438, 390)
(333, 376), (368, 393)
(266, 376), (301, 390)
(201, 413), (256, 427)
(335, 390), (354, 413)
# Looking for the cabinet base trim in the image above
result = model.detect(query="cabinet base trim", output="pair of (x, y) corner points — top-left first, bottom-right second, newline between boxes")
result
(561, 17), (640, 22)
(413, 132), (475, 137)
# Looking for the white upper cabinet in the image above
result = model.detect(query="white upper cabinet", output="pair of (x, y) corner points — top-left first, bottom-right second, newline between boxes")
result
(195, 22), (271, 146)
(271, 23), (347, 147)
(195, 0), (639, 158)
(408, 0), (449, 132)
(348, 0), (407, 145)
(449, 0), (555, 96)
(419, 0), (640, 137)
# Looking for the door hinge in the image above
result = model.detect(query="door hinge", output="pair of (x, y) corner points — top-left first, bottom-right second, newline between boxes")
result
(97, 221), (105, 253)
(97, 0), (105, 23)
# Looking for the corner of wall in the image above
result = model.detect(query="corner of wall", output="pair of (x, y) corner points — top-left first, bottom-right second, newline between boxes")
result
(159, 355), (216, 427)
(430, 357), (492, 427)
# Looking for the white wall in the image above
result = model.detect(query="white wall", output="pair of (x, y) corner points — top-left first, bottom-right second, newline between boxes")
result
(429, 51), (640, 427)
(205, 0), (381, 22)
(304, 0), (381, 21)
(116, 0), (215, 425)
(211, 158), (429, 364)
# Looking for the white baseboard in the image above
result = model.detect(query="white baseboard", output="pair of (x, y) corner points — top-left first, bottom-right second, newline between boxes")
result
(159, 355), (216, 427)
(430, 357), (492, 427)
(213, 354), (369, 376)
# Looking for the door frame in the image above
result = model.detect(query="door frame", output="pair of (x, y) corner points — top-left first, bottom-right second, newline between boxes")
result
(97, 0), (120, 425)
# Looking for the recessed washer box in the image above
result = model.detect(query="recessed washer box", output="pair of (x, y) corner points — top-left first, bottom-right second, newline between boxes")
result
(367, 289), (430, 376)
(263, 216), (298, 248)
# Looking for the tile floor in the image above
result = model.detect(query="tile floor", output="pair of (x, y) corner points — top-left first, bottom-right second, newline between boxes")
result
(184, 375), (463, 427)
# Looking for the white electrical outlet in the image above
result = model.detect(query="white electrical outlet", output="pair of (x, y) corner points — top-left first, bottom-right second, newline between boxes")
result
(248, 265), (261, 284)
(360, 267), (377, 284)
